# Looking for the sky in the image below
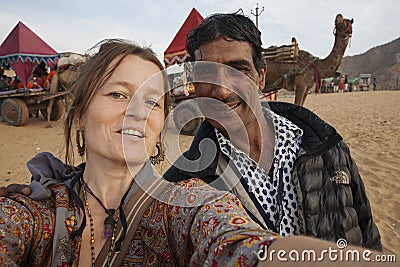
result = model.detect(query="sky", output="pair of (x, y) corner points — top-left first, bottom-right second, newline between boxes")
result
(0, 0), (399, 62)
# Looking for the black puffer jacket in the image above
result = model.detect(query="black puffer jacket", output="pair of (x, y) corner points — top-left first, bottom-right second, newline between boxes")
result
(165, 102), (382, 250)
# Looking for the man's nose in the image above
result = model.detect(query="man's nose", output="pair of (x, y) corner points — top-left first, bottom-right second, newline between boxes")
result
(209, 72), (235, 100)
(209, 82), (233, 100)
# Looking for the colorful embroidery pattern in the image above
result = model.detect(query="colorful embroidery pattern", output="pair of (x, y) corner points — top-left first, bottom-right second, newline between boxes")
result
(0, 194), (54, 266)
(122, 178), (280, 266)
(0, 179), (279, 266)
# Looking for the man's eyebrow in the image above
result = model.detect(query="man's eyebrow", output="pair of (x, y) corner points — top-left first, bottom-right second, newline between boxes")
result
(224, 59), (253, 68)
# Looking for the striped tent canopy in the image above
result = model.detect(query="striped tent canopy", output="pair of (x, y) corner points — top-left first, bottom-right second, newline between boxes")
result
(164, 8), (204, 67)
(0, 53), (58, 65)
(0, 21), (58, 87)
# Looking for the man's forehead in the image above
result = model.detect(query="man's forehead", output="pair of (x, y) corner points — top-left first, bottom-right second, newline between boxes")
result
(194, 40), (254, 66)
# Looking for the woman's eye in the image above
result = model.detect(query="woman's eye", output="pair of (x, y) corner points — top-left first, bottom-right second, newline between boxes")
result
(145, 100), (159, 108)
(110, 92), (125, 99)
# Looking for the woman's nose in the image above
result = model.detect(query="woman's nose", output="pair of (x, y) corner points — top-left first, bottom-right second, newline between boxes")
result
(126, 101), (148, 120)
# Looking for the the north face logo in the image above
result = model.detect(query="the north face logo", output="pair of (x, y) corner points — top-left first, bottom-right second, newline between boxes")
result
(329, 170), (350, 184)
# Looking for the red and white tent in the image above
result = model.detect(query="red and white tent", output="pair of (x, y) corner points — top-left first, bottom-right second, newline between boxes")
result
(164, 8), (204, 67)
(0, 21), (58, 88)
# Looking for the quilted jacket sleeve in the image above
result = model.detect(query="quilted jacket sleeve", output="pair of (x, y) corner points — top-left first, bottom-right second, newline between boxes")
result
(341, 141), (382, 250)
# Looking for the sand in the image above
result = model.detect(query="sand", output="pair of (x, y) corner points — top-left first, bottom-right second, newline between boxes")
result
(1, 90), (399, 255)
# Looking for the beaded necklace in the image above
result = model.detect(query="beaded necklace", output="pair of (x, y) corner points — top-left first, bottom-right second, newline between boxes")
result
(82, 182), (119, 266)
(81, 179), (118, 237)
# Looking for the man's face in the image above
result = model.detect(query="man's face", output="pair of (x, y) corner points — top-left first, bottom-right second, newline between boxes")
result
(193, 37), (266, 135)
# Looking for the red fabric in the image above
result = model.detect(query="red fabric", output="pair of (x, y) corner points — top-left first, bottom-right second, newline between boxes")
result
(339, 78), (345, 90)
(308, 63), (320, 93)
(43, 70), (56, 88)
(164, 8), (204, 62)
(11, 61), (36, 88)
(0, 21), (57, 56)
(0, 21), (58, 87)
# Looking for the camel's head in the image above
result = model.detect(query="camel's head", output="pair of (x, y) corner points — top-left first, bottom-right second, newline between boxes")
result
(334, 14), (353, 38)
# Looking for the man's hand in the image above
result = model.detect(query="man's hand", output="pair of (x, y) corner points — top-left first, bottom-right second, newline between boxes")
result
(0, 184), (32, 197)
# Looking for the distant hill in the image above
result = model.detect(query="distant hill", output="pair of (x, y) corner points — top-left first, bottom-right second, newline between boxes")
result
(338, 37), (400, 89)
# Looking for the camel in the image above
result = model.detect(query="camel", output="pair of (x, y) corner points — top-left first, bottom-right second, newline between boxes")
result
(46, 54), (86, 127)
(263, 14), (353, 106)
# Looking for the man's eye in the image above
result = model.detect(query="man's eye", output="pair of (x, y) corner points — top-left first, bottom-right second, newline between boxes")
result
(110, 92), (125, 99)
(231, 66), (248, 75)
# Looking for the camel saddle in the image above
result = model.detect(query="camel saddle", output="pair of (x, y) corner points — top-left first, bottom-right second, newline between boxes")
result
(57, 54), (86, 72)
(263, 37), (299, 63)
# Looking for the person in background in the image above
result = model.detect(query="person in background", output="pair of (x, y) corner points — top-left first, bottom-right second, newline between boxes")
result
(32, 61), (49, 87)
(0, 75), (7, 90)
(320, 79), (327, 93)
(339, 76), (345, 93)
(329, 81), (334, 93)
(42, 67), (57, 89)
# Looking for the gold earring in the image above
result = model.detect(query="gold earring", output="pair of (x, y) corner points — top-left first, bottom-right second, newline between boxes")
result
(76, 129), (85, 157)
(150, 142), (165, 165)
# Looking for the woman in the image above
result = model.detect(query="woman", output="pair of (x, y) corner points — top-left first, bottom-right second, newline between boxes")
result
(0, 39), (274, 266)
(0, 40), (389, 267)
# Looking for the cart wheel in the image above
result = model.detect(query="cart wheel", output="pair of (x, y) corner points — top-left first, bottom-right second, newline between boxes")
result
(1, 98), (29, 126)
(40, 99), (65, 121)
(173, 100), (203, 136)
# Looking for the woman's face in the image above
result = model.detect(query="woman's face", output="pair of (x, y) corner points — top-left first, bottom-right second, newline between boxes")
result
(83, 55), (165, 166)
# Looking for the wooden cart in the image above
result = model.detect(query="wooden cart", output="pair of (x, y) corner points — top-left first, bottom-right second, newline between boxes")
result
(0, 89), (66, 126)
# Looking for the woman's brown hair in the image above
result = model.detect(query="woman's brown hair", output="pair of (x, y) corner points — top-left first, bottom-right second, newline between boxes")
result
(64, 39), (170, 167)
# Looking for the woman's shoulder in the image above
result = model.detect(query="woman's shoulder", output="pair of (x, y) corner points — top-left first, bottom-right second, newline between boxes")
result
(48, 183), (72, 200)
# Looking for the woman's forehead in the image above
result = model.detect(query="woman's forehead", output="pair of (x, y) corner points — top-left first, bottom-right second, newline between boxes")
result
(114, 55), (161, 77)
(105, 56), (165, 93)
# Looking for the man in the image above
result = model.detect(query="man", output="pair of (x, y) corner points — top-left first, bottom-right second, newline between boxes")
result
(164, 11), (381, 250)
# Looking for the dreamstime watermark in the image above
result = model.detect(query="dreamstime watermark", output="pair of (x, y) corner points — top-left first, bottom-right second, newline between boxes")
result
(257, 238), (397, 263)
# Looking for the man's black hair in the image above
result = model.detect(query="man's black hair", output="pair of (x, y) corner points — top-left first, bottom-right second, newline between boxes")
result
(186, 10), (266, 73)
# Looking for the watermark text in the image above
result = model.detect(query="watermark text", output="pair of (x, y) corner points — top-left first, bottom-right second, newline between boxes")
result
(257, 238), (396, 263)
